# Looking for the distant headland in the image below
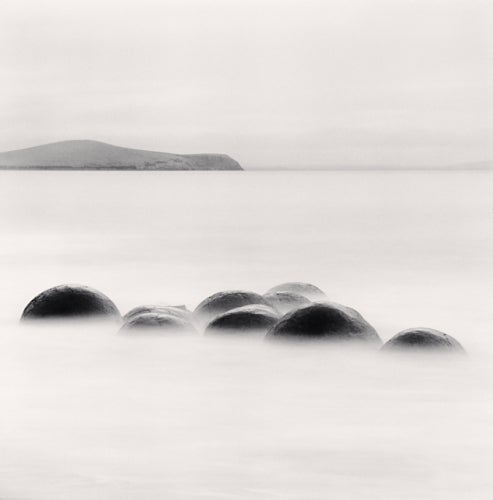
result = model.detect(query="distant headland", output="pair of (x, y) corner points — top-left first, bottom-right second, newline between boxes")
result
(0, 140), (243, 171)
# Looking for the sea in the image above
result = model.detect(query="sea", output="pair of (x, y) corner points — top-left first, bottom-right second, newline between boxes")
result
(0, 170), (491, 499)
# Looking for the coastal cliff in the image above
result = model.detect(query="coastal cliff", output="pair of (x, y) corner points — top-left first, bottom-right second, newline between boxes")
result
(0, 140), (243, 171)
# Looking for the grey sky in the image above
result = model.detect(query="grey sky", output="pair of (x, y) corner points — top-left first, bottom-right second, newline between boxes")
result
(1, 0), (492, 167)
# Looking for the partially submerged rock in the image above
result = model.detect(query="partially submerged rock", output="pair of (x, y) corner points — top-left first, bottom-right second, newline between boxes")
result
(21, 284), (120, 320)
(266, 302), (381, 345)
(119, 312), (196, 334)
(263, 291), (311, 315)
(205, 305), (279, 335)
(266, 282), (326, 301)
(123, 305), (192, 323)
(381, 328), (465, 353)
(194, 290), (268, 326)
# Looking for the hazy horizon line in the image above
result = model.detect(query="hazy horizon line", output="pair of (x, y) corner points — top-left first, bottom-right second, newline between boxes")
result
(0, 139), (491, 172)
(245, 161), (493, 171)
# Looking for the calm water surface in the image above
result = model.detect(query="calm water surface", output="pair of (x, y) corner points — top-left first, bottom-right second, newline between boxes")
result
(0, 171), (491, 499)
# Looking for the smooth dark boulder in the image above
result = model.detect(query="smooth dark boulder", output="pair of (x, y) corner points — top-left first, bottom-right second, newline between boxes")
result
(21, 284), (120, 320)
(205, 305), (279, 335)
(266, 282), (326, 301)
(194, 290), (269, 326)
(123, 305), (192, 323)
(119, 312), (196, 334)
(381, 328), (465, 353)
(263, 291), (311, 315)
(266, 302), (381, 345)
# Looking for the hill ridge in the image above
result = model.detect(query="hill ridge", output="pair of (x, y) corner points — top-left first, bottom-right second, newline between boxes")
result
(0, 140), (242, 171)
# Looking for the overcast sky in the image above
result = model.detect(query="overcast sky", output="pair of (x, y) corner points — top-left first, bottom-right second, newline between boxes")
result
(1, 0), (492, 167)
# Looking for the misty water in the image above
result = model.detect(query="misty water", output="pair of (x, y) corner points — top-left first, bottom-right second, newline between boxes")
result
(0, 171), (491, 499)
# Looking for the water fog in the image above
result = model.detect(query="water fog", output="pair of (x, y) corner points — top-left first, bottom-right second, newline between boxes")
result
(0, 171), (491, 499)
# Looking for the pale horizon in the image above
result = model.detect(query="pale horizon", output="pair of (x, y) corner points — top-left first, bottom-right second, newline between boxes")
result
(0, 138), (492, 170)
(1, 0), (492, 168)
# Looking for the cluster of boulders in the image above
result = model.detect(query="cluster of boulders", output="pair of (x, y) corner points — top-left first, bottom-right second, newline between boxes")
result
(20, 282), (465, 353)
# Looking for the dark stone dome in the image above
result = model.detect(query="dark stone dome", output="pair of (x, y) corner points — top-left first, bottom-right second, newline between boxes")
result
(194, 290), (268, 326)
(381, 328), (465, 353)
(119, 312), (196, 334)
(21, 284), (120, 320)
(266, 302), (381, 345)
(123, 305), (192, 323)
(263, 291), (311, 315)
(205, 305), (279, 335)
(266, 282), (326, 301)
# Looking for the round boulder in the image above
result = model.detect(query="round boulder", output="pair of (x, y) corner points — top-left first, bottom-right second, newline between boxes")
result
(381, 328), (465, 353)
(123, 305), (193, 323)
(194, 290), (268, 326)
(266, 302), (381, 345)
(263, 291), (311, 315)
(205, 305), (279, 335)
(119, 312), (196, 334)
(266, 282), (326, 301)
(21, 284), (120, 320)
